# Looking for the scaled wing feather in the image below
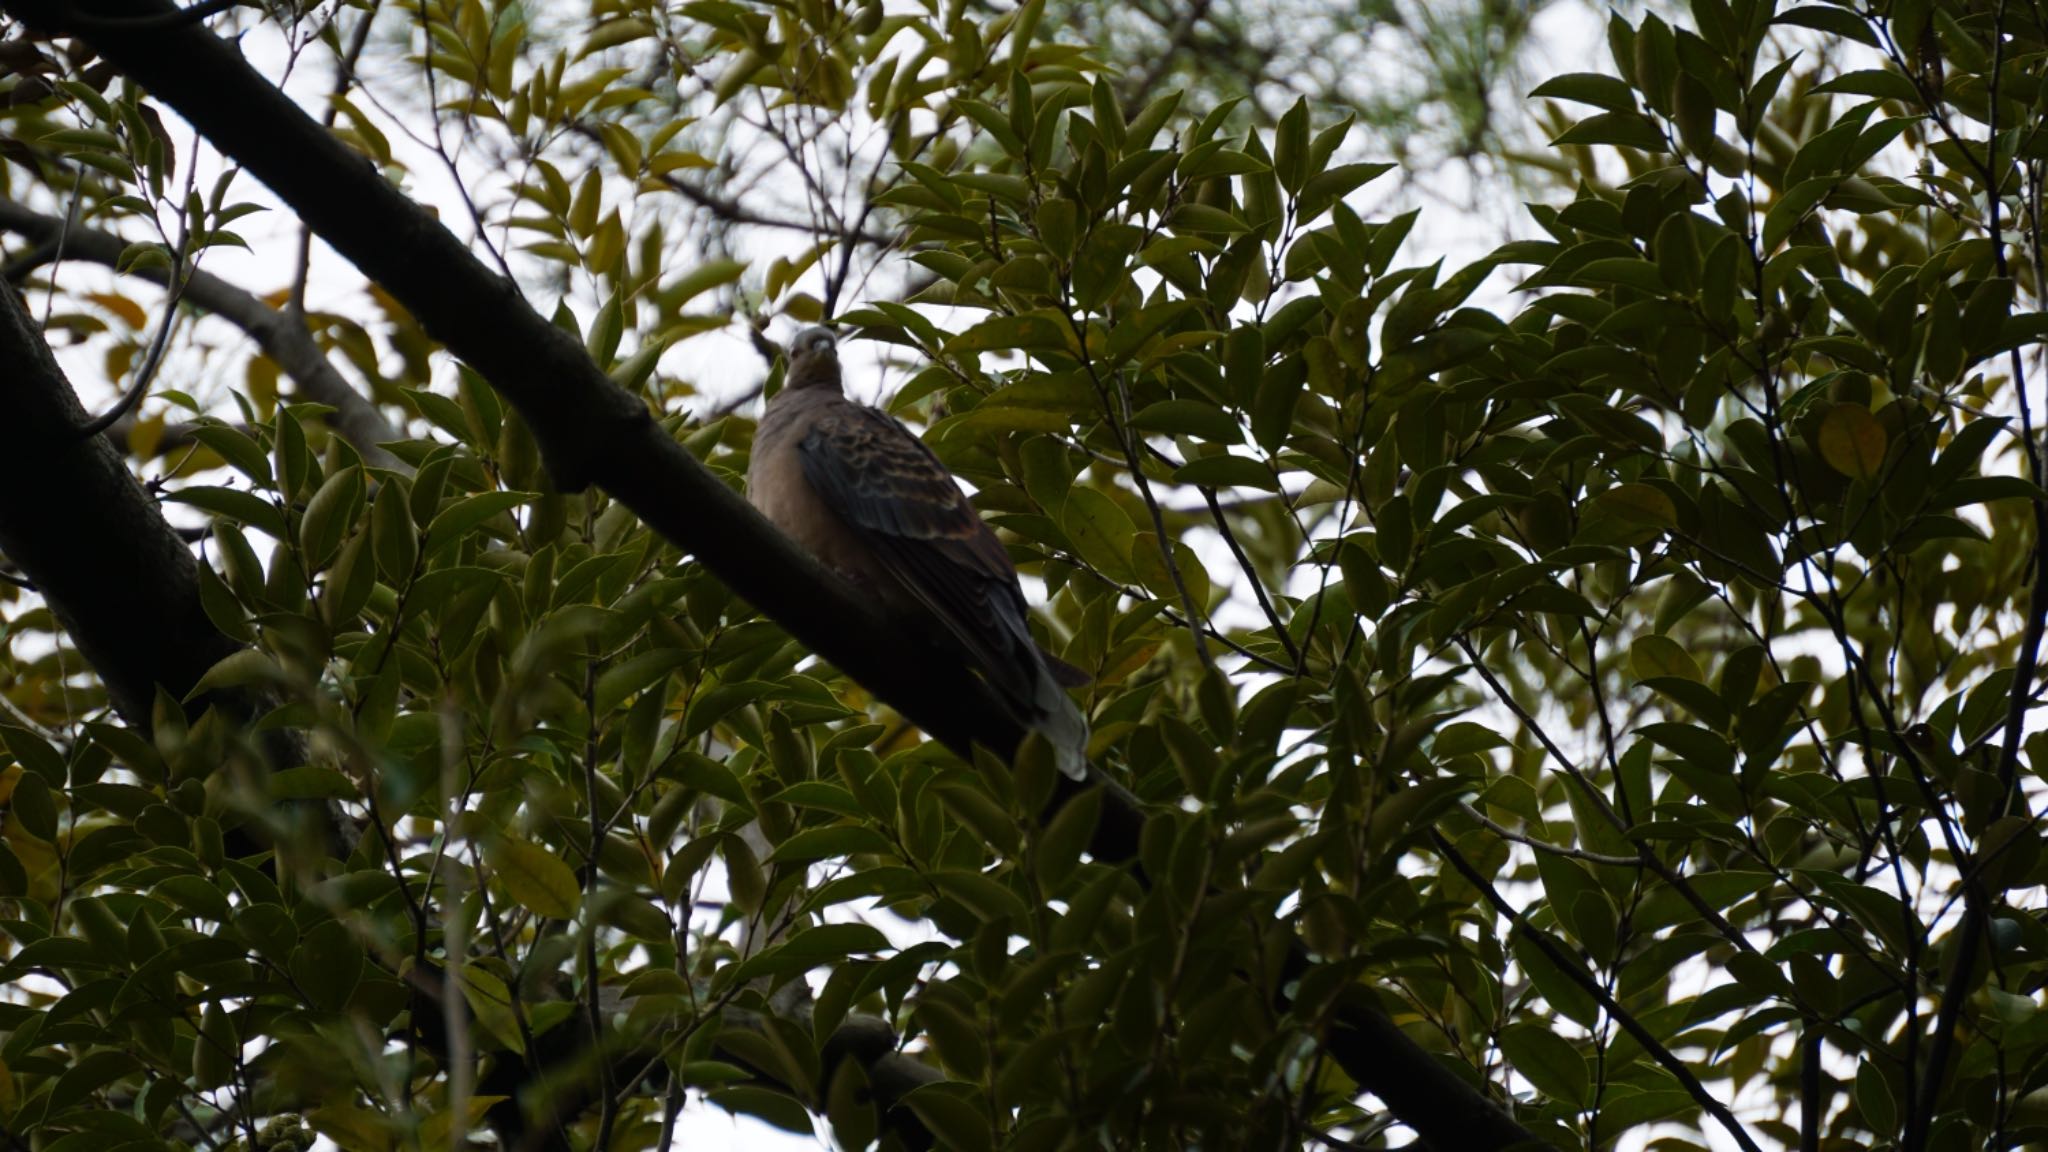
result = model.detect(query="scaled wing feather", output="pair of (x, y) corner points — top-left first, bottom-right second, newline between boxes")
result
(796, 405), (1041, 704)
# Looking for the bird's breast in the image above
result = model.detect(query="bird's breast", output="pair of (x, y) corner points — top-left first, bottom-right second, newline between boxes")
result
(748, 413), (899, 598)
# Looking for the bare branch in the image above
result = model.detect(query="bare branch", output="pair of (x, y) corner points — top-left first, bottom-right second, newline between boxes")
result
(9, 4), (1541, 1147)
(0, 196), (408, 471)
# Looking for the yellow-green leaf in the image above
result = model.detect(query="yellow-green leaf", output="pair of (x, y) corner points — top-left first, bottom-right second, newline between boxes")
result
(488, 838), (581, 918)
(1631, 634), (1703, 683)
(1590, 482), (1676, 529)
(1820, 403), (1887, 480)
(1061, 487), (1137, 582)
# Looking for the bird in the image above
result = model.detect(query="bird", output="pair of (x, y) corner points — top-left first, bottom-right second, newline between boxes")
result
(746, 326), (1091, 780)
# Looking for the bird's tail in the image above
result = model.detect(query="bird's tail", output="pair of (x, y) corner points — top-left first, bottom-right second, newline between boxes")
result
(1037, 644), (1093, 688)
(1030, 658), (1091, 781)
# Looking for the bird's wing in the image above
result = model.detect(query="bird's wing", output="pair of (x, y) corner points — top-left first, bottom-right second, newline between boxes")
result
(796, 402), (1042, 703)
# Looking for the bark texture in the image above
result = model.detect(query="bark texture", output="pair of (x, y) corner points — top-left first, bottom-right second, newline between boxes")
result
(0, 276), (235, 726)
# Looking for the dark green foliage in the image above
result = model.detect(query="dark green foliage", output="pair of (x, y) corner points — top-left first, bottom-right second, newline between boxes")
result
(0, 0), (2043, 1149)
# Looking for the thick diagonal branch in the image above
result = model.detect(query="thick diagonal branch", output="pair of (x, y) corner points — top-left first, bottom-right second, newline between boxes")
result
(0, 275), (241, 724)
(2, 0), (1028, 766)
(0, 259), (938, 1152)
(5, 2), (1539, 1146)
(0, 276), (349, 867)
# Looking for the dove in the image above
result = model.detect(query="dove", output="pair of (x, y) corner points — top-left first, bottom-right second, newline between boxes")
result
(746, 326), (1090, 779)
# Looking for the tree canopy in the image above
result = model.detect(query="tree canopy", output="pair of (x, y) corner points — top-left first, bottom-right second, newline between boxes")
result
(0, 0), (2043, 1150)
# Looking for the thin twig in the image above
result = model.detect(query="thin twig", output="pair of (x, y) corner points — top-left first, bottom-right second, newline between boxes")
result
(0, 195), (406, 468)
(1437, 835), (1767, 1152)
(1075, 311), (1213, 666)
(1457, 802), (1638, 866)
(1118, 0), (1214, 117)
(1909, 5), (2038, 1142)
(1456, 636), (1784, 967)
(76, 237), (191, 434)
(1202, 485), (1301, 666)
(288, 0), (379, 318)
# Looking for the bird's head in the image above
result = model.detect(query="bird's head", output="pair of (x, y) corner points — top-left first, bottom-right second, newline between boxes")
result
(785, 326), (842, 392)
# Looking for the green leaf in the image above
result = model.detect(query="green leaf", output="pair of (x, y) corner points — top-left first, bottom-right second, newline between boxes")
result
(1035, 197), (1078, 259)
(766, 825), (896, 864)
(709, 1086), (817, 1134)
(1512, 929), (1600, 1027)
(1930, 476), (2048, 509)
(186, 649), (286, 700)
(896, 1083), (992, 1151)
(152, 873), (233, 921)
(268, 766), (360, 800)
(1179, 146), (1269, 180)
(9, 769), (56, 841)
(372, 480), (418, 584)
(1125, 90), (1183, 151)
(188, 424), (274, 485)
(1962, 278), (2015, 358)
(1172, 455), (1280, 491)
(1251, 357), (1305, 451)
(299, 464), (362, 571)
(732, 922), (892, 982)
(1582, 483), (1676, 544)
(1819, 403), (1886, 480)
(1631, 635), (1704, 682)
(0, 841), (25, 897)
(1273, 96), (1309, 194)
(1575, 257), (1667, 294)
(1499, 1025), (1590, 1107)
(167, 486), (287, 537)
(1640, 721), (1737, 775)
(308, 1103), (397, 1152)
(1035, 788), (1100, 890)
(1133, 533), (1212, 609)
(1127, 399), (1244, 444)
(1060, 487), (1137, 581)
(458, 965), (528, 1054)
(769, 781), (868, 821)
(1165, 203), (1249, 235)
(1530, 73), (1638, 113)
(929, 870), (1028, 921)
(1857, 1058), (1898, 1134)
(47, 1049), (143, 1115)
(1812, 68), (1921, 103)
(3, 725), (68, 786)
(290, 919), (364, 1010)
(424, 490), (534, 556)
(1762, 178), (1832, 251)
(1597, 1088), (1698, 1133)
(1553, 111), (1667, 151)
(1641, 677), (1733, 730)
(944, 311), (1070, 355)
(1774, 6), (1881, 47)
(488, 838), (582, 918)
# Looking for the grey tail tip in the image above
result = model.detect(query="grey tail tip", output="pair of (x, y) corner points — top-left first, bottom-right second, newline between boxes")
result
(1052, 734), (1087, 781)
(1033, 668), (1091, 782)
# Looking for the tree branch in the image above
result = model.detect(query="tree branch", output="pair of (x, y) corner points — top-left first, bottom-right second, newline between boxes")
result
(0, 276), (347, 867)
(0, 262), (939, 1152)
(0, 275), (240, 726)
(7, 2), (1540, 1146)
(0, 196), (407, 471)
(9, 0), (1042, 762)
(1439, 833), (1767, 1152)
